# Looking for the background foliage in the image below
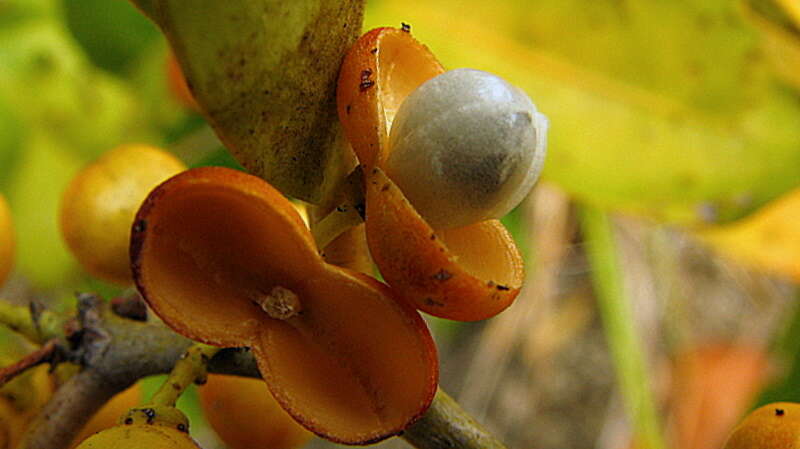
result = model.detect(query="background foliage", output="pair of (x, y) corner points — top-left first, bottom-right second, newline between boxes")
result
(1, 0), (800, 448)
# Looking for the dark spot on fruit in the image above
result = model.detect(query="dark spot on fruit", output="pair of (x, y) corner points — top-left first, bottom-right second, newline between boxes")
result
(433, 269), (452, 281)
(346, 104), (352, 114)
(143, 408), (156, 424)
(172, 383), (181, 390)
(381, 183), (390, 192)
(133, 220), (147, 233)
(777, 408), (785, 416)
(359, 80), (375, 91)
(424, 297), (444, 307)
(177, 423), (188, 433)
(336, 205), (348, 213)
(496, 284), (510, 291)
(124, 417), (133, 425)
(430, 233), (436, 240)
(401, 22), (411, 32)
(370, 48), (378, 54)
(359, 69), (375, 92)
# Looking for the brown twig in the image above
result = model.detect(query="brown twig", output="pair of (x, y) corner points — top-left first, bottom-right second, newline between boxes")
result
(0, 340), (58, 388)
(14, 295), (509, 449)
(110, 293), (148, 322)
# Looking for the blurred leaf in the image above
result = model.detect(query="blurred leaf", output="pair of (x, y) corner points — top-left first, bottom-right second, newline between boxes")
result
(0, 20), (151, 159)
(62, 0), (160, 75)
(130, 0), (365, 203)
(757, 295), (800, 405)
(698, 188), (800, 282)
(366, 0), (800, 225)
(6, 132), (81, 289)
(0, 95), (25, 189)
(742, 0), (800, 91)
(191, 147), (246, 171)
(127, 39), (195, 139)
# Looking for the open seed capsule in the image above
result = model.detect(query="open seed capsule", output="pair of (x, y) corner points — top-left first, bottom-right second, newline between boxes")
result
(131, 167), (437, 444)
(337, 27), (529, 321)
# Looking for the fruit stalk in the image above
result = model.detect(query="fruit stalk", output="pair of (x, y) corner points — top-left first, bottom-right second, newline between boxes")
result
(150, 344), (220, 407)
(402, 388), (508, 449)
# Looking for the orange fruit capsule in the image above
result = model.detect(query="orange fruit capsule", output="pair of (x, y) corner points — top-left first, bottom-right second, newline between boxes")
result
(337, 27), (524, 321)
(723, 402), (800, 449)
(167, 51), (200, 112)
(60, 144), (186, 285)
(0, 194), (14, 287)
(71, 384), (142, 448)
(131, 167), (437, 444)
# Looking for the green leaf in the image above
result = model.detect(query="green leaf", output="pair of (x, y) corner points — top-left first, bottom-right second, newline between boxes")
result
(63, 0), (161, 75)
(131, 0), (366, 203)
(366, 0), (800, 225)
(0, 95), (26, 189)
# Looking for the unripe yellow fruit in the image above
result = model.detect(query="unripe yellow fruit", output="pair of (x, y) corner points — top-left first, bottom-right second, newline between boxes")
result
(723, 402), (800, 449)
(74, 425), (201, 449)
(60, 144), (186, 285)
(75, 405), (200, 449)
(0, 362), (53, 449)
(0, 194), (14, 287)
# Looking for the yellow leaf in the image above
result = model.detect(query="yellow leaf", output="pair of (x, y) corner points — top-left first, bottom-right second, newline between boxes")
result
(699, 188), (800, 282)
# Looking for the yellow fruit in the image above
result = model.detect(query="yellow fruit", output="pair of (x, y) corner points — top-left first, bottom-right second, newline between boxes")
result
(74, 425), (201, 449)
(723, 402), (800, 449)
(75, 405), (200, 449)
(0, 194), (14, 287)
(199, 375), (311, 449)
(60, 144), (186, 285)
(71, 384), (141, 447)
(0, 363), (54, 449)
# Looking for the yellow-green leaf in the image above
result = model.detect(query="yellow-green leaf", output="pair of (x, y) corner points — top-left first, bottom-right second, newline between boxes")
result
(132, 0), (365, 203)
(366, 0), (800, 225)
(743, 0), (800, 91)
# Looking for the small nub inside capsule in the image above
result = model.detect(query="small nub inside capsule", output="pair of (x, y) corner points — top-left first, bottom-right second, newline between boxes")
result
(254, 286), (302, 320)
